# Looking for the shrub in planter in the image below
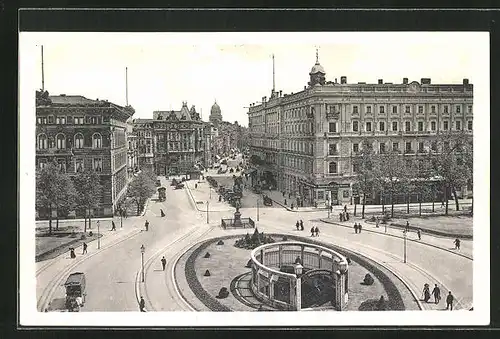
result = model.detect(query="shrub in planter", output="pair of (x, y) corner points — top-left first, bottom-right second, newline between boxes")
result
(204, 270), (211, 277)
(376, 296), (387, 310)
(204, 252), (211, 258)
(217, 287), (229, 299)
(217, 240), (224, 246)
(363, 273), (374, 285)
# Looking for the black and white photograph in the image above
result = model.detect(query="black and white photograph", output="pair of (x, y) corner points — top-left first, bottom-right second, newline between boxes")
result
(19, 30), (489, 327)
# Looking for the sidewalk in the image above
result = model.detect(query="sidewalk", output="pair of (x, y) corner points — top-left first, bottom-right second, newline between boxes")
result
(184, 179), (234, 212)
(319, 218), (473, 260)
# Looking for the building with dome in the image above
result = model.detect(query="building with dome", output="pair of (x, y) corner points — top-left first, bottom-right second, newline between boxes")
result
(209, 100), (223, 124)
(247, 51), (473, 207)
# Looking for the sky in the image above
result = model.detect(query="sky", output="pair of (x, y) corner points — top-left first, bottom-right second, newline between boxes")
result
(21, 32), (488, 127)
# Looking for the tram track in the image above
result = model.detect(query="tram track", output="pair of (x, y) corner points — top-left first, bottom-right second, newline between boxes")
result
(37, 228), (142, 312)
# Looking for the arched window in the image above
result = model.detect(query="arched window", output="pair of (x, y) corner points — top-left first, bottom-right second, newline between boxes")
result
(329, 162), (337, 174)
(74, 133), (84, 149)
(56, 133), (66, 149)
(92, 133), (102, 148)
(37, 134), (47, 149)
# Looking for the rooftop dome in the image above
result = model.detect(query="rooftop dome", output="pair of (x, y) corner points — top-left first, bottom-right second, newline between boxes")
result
(310, 62), (326, 75)
(209, 100), (223, 123)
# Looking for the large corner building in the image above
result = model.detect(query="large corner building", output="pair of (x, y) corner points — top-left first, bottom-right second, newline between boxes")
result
(247, 53), (473, 206)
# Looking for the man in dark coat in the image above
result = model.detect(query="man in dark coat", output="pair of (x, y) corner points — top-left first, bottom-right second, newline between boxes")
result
(139, 296), (146, 312)
(446, 291), (454, 310)
(300, 220), (304, 230)
(145, 220), (149, 231)
(161, 256), (167, 271)
(82, 242), (88, 254)
(314, 226), (320, 237)
(111, 221), (116, 231)
(310, 227), (315, 237)
(358, 223), (363, 233)
(432, 284), (441, 304)
(354, 223), (358, 234)
(296, 221), (300, 230)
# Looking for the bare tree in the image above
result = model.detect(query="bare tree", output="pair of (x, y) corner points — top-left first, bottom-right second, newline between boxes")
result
(352, 139), (380, 218)
(376, 150), (406, 218)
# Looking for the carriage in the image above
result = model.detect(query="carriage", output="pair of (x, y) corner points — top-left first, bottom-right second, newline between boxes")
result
(64, 272), (86, 312)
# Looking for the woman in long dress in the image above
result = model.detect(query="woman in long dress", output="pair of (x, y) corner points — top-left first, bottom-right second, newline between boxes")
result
(423, 283), (431, 302)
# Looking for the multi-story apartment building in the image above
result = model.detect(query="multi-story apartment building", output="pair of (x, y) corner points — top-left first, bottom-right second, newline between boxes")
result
(36, 90), (134, 217)
(247, 54), (473, 206)
(151, 102), (205, 176)
(208, 101), (246, 159)
(133, 118), (155, 173)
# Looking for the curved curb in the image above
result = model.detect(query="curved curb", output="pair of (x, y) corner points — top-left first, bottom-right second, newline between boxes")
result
(372, 220), (472, 240)
(319, 219), (473, 261)
(37, 228), (143, 312)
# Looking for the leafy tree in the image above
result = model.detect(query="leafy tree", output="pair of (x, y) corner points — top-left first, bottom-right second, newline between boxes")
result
(400, 157), (419, 214)
(352, 139), (380, 218)
(74, 170), (103, 232)
(36, 161), (77, 234)
(127, 170), (156, 215)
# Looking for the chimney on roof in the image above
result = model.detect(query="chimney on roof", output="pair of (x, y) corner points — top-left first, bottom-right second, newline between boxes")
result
(340, 76), (347, 84)
(463, 78), (469, 85)
(421, 78), (431, 85)
(403, 78), (408, 84)
(378, 79), (383, 84)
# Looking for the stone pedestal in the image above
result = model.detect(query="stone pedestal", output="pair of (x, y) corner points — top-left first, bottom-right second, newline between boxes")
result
(234, 210), (242, 227)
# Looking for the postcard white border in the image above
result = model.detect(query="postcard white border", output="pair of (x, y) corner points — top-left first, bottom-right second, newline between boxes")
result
(19, 31), (490, 327)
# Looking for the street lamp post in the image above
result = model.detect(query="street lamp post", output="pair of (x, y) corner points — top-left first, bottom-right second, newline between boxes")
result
(403, 231), (407, 263)
(206, 201), (209, 224)
(97, 220), (101, 249)
(140, 244), (145, 282)
(257, 198), (260, 221)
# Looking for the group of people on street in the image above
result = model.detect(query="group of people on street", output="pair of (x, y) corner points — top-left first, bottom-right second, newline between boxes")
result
(310, 226), (320, 237)
(339, 205), (350, 222)
(422, 283), (456, 310)
(295, 220), (304, 231)
(353, 223), (363, 234)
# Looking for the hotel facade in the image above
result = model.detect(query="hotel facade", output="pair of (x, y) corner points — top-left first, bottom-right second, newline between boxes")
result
(247, 55), (473, 206)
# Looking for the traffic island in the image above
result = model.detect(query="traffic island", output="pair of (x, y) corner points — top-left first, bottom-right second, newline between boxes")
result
(174, 234), (420, 311)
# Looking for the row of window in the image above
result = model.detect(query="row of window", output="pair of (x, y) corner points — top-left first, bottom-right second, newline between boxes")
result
(37, 115), (103, 125)
(37, 133), (103, 150)
(329, 140), (453, 156)
(331, 119), (472, 133)
(352, 104), (471, 115)
(38, 158), (103, 172)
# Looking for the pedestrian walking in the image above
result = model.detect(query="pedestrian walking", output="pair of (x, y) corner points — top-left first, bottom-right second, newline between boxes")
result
(354, 223), (358, 234)
(417, 228), (422, 240)
(111, 221), (116, 231)
(145, 220), (149, 231)
(310, 227), (315, 237)
(296, 221), (300, 231)
(82, 242), (88, 254)
(284, 199), (287, 205)
(70, 247), (76, 259)
(291, 203), (294, 210)
(161, 256), (167, 271)
(405, 221), (410, 232)
(339, 212), (344, 222)
(330, 204), (333, 213)
(195, 183), (198, 189)
(282, 191), (285, 198)
(314, 226), (320, 237)
(344, 205), (347, 213)
(139, 296), (146, 312)
(454, 238), (461, 250)
(422, 283), (431, 302)
(432, 284), (441, 304)
(345, 211), (350, 221)
(446, 291), (454, 310)
(300, 220), (304, 230)
(376, 217), (380, 228)
(358, 223), (362, 233)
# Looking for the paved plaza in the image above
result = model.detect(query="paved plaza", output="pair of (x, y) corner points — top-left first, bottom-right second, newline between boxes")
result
(36, 168), (473, 313)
